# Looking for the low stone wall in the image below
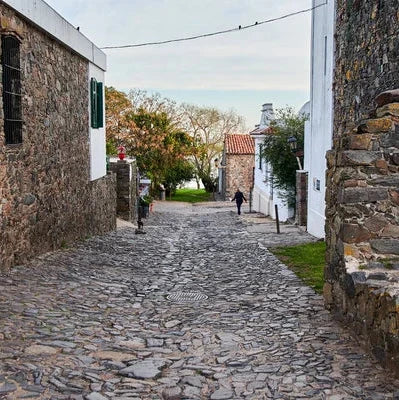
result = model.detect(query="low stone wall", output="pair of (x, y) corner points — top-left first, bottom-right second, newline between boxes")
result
(0, 172), (117, 270)
(88, 173), (117, 235)
(325, 90), (399, 374)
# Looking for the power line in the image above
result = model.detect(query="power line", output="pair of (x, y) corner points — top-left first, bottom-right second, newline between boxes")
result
(101, 2), (327, 50)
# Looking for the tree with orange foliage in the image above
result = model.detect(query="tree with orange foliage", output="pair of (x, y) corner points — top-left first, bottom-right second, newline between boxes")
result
(105, 87), (195, 191)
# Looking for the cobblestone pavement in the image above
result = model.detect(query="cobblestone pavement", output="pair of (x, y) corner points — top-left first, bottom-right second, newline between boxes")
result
(1, 202), (399, 400)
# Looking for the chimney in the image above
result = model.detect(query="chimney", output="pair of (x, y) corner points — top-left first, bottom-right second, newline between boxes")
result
(259, 103), (274, 128)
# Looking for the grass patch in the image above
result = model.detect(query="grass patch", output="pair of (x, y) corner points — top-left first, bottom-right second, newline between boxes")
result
(270, 241), (326, 294)
(169, 188), (211, 203)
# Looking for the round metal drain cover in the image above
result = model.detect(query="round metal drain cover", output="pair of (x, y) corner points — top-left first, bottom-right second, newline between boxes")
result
(167, 292), (208, 303)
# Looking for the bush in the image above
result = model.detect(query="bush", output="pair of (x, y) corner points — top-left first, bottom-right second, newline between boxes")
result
(139, 195), (153, 206)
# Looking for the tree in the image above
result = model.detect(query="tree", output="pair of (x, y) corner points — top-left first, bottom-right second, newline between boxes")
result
(128, 110), (195, 190)
(261, 107), (307, 207)
(105, 87), (135, 151)
(105, 88), (195, 192)
(163, 159), (195, 196)
(105, 87), (245, 193)
(181, 104), (245, 191)
(128, 88), (183, 126)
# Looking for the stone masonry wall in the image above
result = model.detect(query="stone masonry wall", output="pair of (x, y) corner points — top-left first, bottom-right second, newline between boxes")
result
(326, 0), (399, 375)
(225, 154), (254, 200)
(0, 5), (116, 270)
(334, 0), (399, 137)
(296, 171), (308, 227)
(109, 159), (137, 223)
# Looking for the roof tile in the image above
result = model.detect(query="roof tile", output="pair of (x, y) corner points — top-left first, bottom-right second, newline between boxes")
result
(225, 134), (255, 155)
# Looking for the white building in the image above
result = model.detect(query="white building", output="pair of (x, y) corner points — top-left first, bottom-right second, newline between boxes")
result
(304, 0), (335, 238)
(250, 104), (293, 222)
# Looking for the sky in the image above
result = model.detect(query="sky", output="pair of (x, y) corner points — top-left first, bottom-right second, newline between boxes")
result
(46, 0), (312, 130)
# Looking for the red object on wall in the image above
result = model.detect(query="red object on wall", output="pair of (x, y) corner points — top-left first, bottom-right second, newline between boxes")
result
(117, 145), (126, 160)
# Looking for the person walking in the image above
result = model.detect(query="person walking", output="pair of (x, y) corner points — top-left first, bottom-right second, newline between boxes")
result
(231, 188), (247, 215)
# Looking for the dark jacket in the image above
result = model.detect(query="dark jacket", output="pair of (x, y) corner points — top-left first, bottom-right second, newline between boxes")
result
(232, 191), (246, 203)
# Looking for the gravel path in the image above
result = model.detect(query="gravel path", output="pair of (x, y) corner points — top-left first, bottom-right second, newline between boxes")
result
(0, 202), (398, 399)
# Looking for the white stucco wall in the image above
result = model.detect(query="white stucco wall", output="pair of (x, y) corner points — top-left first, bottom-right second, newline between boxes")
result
(3, 0), (106, 70)
(253, 135), (271, 215)
(305, 0), (335, 238)
(89, 63), (106, 181)
(252, 135), (292, 221)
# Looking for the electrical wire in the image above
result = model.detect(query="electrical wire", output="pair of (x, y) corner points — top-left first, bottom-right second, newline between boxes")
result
(101, 2), (327, 50)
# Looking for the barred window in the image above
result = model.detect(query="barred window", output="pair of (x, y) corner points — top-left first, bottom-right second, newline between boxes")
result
(2, 35), (22, 145)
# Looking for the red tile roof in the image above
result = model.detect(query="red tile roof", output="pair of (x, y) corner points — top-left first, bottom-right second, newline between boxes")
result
(225, 134), (255, 155)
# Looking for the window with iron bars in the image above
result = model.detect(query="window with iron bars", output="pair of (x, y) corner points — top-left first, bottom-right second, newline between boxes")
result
(2, 35), (22, 145)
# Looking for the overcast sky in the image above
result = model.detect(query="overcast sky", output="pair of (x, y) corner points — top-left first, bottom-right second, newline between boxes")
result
(46, 0), (312, 129)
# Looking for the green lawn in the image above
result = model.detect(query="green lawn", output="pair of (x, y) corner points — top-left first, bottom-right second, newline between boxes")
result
(270, 241), (326, 294)
(169, 188), (211, 203)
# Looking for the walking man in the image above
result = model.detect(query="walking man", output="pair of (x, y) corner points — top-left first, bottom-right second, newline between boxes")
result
(231, 188), (247, 215)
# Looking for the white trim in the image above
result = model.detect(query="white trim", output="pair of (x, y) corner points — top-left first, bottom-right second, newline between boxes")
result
(89, 63), (106, 181)
(3, 0), (106, 71)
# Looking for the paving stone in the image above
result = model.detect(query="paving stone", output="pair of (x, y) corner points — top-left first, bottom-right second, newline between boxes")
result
(164, 320), (182, 329)
(0, 382), (17, 394)
(85, 393), (109, 400)
(146, 338), (164, 347)
(24, 345), (60, 355)
(161, 386), (182, 400)
(181, 375), (203, 387)
(0, 201), (397, 398)
(91, 351), (136, 362)
(119, 359), (168, 379)
(210, 387), (234, 399)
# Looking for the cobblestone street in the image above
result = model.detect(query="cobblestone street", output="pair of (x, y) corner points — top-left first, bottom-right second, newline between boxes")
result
(0, 202), (398, 400)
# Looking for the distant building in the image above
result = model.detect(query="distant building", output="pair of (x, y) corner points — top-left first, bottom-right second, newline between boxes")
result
(0, 0), (116, 269)
(250, 104), (293, 221)
(221, 134), (254, 200)
(303, 0), (335, 238)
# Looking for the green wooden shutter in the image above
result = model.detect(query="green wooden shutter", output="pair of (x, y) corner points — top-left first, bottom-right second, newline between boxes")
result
(90, 78), (98, 128)
(96, 82), (104, 128)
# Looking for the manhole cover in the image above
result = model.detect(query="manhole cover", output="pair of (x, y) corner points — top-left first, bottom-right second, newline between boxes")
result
(167, 292), (208, 303)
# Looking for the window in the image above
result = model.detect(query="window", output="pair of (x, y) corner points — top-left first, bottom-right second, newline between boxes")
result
(2, 35), (22, 145)
(258, 144), (263, 169)
(90, 78), (104, 129)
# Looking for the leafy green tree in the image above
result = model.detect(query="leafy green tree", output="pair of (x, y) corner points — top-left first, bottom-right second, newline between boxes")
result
(163, 159), (195, 196)
(129, 110), (195, 190)
(262, 107), (307, 207)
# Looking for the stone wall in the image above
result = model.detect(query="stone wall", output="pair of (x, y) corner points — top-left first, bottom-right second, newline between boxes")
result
(296, 171), (308, 227)
(334, 0), (399, 137)
(0, 5), (116, 270)
(225, 154), (254, 200)
(109, 159), (137, 223)
(326, 0), (399, 375)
